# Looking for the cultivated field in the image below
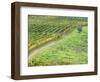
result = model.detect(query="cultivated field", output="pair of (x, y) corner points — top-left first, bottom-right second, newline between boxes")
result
(28, 15), (88, 66)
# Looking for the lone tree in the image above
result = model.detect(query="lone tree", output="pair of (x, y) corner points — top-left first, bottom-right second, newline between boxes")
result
(77, 24), (82, 33)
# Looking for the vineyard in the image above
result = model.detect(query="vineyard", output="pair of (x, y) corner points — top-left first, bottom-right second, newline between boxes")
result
(28, 15), (87, 52)
(28, 15), (88, 66)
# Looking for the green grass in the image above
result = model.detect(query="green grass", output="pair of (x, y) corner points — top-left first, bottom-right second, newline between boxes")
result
(28, 26), (88, 66)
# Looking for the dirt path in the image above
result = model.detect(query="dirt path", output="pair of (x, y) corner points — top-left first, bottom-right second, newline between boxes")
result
(28, 39), (57, 60)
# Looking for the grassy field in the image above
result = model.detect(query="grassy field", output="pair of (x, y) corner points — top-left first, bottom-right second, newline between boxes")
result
(28, 15), (88, 66)
(28, 27), (88, 66)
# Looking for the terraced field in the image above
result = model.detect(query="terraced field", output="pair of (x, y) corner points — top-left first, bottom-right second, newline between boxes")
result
(28, 15), (88, 66)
